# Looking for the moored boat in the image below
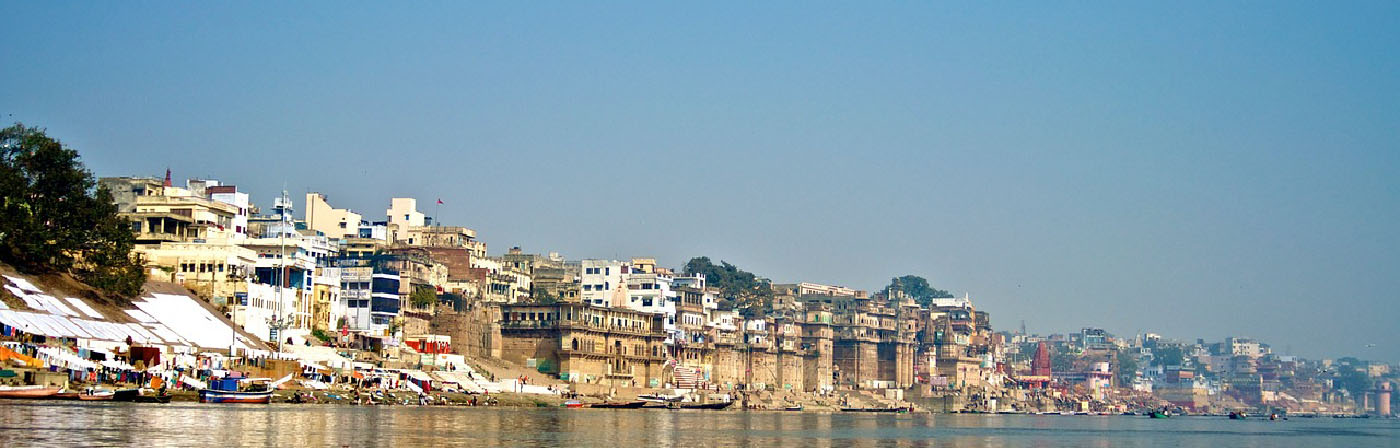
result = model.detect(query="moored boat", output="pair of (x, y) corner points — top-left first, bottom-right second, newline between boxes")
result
(199, 378), (274, 404)
(0, 385), (62, 399)
(590, 401), (645, 409)
(198, 389), (272, 404)
(680, 401), (734, 410)
(79, 392), (114, 401)
(132, 394), (173, 404)
(784, 405), (804, 411)
(637, 394), (681, 403)
(111, 389), (142, 402)
(841, 406), (910, 413)
(563, 400), (584, 408)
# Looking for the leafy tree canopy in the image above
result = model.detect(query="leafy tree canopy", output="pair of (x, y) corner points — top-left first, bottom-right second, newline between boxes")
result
(409, 286), (437, 308)
(1152, 346), (1185, 367)
(885, 275), (954, 307)
(682, 256), (772, 314)
(0, 123), (146, 296)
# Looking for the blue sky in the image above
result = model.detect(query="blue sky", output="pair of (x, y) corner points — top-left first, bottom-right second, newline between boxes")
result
(3, 2), (1397, 360)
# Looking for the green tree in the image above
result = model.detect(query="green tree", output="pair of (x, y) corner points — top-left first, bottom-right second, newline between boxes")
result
(409, 286), (437, 308)
(886, 275), (953, 307)
(0, 124), (145, 296)
(1335, 364), (1373, 397)
(682, 256), (772, 314)
(1152, 346), (1185, 367)
(1052, 351), (1076, 373)
(530, 286), (559, 304)
(1115, 349), (1139, 386)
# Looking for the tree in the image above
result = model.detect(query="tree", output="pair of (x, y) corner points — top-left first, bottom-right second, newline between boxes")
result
(530, 286), (560, 305)
(0, 124), (146, 296)
(682, 256), (772, 314)
(885, 275), (953, 307)
(1335, 364), (1373, 397)
(1052, 351), (1076, 373)
(1115, 349), (1139, 386)
(409, 286), (437, 309)
(1152, 346), (1184, 367)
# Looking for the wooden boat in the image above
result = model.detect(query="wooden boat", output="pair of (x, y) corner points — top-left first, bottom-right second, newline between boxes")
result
(562, 400), (584, 408)
(111, 389), (143, 402)
(590, 401), (646, 409)
(1229, 412), (1247, 420)
(784, 405), (804, 411)
(200, 378), (274, 404)
(637, 394), (681, 403)
(79, 392), (114, 401)
(132, 394), (173, 404)
(0, 385), (62, 399)
(680, 401), (734, 410)
(199, 389), (272, 404)
(1149, 411), (1171, 419)
(840, 406), (911, 413)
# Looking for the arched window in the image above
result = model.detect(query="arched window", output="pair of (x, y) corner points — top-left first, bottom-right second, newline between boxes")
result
(571, 338), (579, 351)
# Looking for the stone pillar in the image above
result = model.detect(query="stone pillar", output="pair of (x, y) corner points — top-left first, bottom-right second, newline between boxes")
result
(1378, 382), (1392, 417)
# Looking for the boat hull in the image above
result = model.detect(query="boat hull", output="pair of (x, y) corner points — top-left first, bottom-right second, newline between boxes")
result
(680, 401), (734, 410)
(0, 387), (62, 399)
(590, 401), (646, 409)
(840, 407), (911, 413)
(132, 395), (173, 404)
(199, 389), (272, 404)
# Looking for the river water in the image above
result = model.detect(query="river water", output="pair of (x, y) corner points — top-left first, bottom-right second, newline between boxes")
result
(0, 402), (1395, 447)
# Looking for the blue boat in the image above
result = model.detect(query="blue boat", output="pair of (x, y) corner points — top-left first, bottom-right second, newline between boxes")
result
(198, 378), (273, 404)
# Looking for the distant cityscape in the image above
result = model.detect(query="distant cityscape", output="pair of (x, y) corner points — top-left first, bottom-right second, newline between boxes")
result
(24, 168), (1373, 415)
(0, 156), (1391, 416)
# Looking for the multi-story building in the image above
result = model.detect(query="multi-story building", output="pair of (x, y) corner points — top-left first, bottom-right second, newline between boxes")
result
(337, 259), (401, 336)
(101, 175), (259, 308)
(500, 248), (577, 301)
(100, 176), (245, 245)
(1226, 337), (1268, 359)
(469, 256), (532, 303)
(498, 302), (668, 388)
(310, 267), (342, 333)
(304, 192), (363, 239)
(579, 260), (627, 307)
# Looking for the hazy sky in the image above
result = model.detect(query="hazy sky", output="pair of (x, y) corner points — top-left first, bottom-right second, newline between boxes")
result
(3, 2), (1397, 361)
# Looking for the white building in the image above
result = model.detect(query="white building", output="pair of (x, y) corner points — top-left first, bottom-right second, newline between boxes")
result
(189, 180), (250, 240)
(579, 259), (627, 307)
(387, 197), (427, 243)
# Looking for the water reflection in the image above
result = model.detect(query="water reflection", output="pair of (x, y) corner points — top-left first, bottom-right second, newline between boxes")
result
(0, 402), (1391, 447)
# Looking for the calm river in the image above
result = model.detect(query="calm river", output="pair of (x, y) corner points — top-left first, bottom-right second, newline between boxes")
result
(0, 402), (1395, 447)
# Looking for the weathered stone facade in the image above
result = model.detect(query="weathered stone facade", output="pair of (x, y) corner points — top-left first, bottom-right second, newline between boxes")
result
(498, 303), (667, 388)
(431, 302), (501, 359)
